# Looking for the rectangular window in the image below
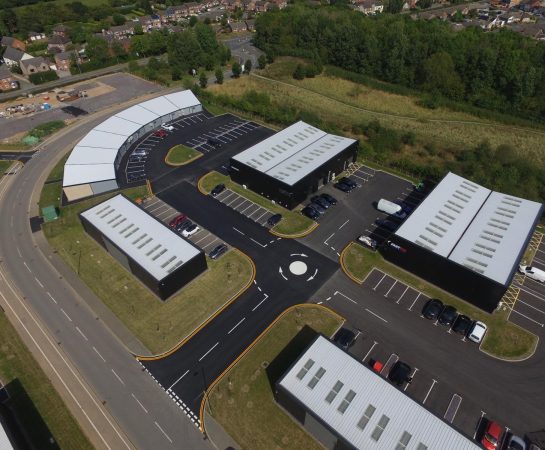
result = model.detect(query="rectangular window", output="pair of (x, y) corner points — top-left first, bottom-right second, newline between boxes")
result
(296, 359), (314, 380)
(371, 415), (390, 442)
(356, 404), (376, 430)
(307, 367), (326, 389)
(337, 390), (356, 414)
(395, 431), (412, 450)
(325, 381), (344, 404)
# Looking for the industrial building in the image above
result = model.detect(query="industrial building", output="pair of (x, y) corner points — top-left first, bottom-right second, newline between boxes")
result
(380, 172), (543, 312)
(276, 335), (480, 450)
(229, 121), (358, 209)
(80, 194), (207, 300)
(63, 90), (202, 202)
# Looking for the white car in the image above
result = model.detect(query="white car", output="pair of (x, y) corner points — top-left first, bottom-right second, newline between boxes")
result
(519, 264), (545, 283)
(468, 321), (487, 343)
(357, 235), (377, 250)
(182, 224), (200, 237)
(161, 123), (174, 131)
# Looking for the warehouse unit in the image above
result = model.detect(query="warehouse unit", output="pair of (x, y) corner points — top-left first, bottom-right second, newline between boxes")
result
(80, 194), (207, 300)
(380, 172), (543, 312)
(229, 121), (358, 209)
(63, 90), (202, 202)
(276, 335), (480, 450)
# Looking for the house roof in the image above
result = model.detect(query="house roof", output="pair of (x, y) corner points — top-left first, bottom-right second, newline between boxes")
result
(55, 51), (75, 61)
(48, 35), (70, 45)
(2, 47), (25, 61)
(0, 64), (12, 79)
(1, 36), (15, 47)
(20, 56), (50, 69)
(278, 335), (481, 450)
(80, 195), (202, 281)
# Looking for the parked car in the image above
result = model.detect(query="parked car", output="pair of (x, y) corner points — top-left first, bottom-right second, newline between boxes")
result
(396, 201), (414, 214)
(208, 137), (221, 147)
(339, 177), (358, 189)
(169, 213), (187, 228)
(334, 181), (353, 193)
(129, 155), (145, 163)
(375, 219), (398, 232)
(308, 202), (326, 215)
(311, 196), (331, 209)
(422, 299), (444, 320)
(481, 420), (503, 450)
(302, 206), (320, 220)
(388, 361), (412, 386)
(451, 314), (472, 335)
(132, 149), (149, 156)
(211, 184), (226, 197)
(506, 435), (526, 450)
(161, 123), (174, 131)
(127, 173), (144, 182)
(209, 244), (228, 260)
(468, 321), (487, 343)
(175, 219), (193, 232)
(182, 224), (200, 237)
(357, 235), (377, 250)
(320, 193), (337, 205)
(519, 265), (545, 283)
(333, 328), (356, 350)
(377, 199), (402, 215)
(267, 213), (282, 227)
(438, 305), (458, 326)
(152, 129), (168, 138)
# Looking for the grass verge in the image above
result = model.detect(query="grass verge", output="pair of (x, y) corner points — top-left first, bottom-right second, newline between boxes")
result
(42, 187), (254, 354)
(0, 161), (13, 176)
(46, 153), (69, 183)
(199, 171), (316, 237)
(165, 144), (202, 166)
(341, 242), (537, 359)
(38, 182), (62, 211)
(206, 305), (343, 450)
(0, 311), (92, 449)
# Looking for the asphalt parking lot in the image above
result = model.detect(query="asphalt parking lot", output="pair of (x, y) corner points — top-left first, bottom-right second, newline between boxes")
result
(212, 188), (275, 228)
(125, 133), (164, 184)
(141, 197), (229, 256)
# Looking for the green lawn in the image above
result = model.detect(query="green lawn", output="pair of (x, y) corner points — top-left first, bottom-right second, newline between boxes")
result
(165, 144), (202, 166)
(39, 182), (62, 211)
(0, 311), (92, 450)
(42, 187), (254, 354)
(199, 171), (316, 237)
(46, 153), (69, 183)
(342, 243), (537, 359)
(0, 161), (13, 176)
(206, 305), (343, 450)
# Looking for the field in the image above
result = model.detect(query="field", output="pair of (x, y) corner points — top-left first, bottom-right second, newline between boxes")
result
(165, 144), (202, 166)
(341, 243), (536, 359)
(42, 187), (254, 354)
(208, 58), (545, 165)
(206, 305), (343, 450)
(0, 311), (92, 450)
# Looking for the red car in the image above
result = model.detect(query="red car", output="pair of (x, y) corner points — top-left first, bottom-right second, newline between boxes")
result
(169, 214), (187, 228)
(152, 129), (168, 138)
(482, 420), (503, 450)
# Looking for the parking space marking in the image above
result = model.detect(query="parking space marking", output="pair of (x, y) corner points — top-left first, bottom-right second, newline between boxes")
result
(365, 308), (388, 323)
(510, 308), (545, 327)
(380, 353), (399, 375)
(408, 293), (422, 311)
(396, 286), (409, 304)
(384, 280), (397, 297)
(423, 379), (438, 404)
(404, 367), (418, 392)
(444, 394), (462, 423)
(362, 341), (378, 363)
(202, 238), (219, 251)
(373, 274), (387, 291)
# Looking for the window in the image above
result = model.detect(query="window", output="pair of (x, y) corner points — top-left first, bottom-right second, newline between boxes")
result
(370, 415), (390, 442)
(337, 390), (356, 414)
(296, 359), (314, 380)
(395, 431), (412, 450)
(307, 367), (325, 389)
(325, 380), (344, 404)
(356, 404), (376, 431)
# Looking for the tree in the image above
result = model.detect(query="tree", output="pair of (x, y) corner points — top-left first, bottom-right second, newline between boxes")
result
(171, 66), (181, 80)
(134, 23), (143, 35)
(138, 0), (152, 14)
(293, 64), (305, 80)
(189, 16), (198, 27)
(128, 60), (139, 72)
(199, 71), (208, 88)
(244, 59), (252, 74)
(0, 9), (17, 34)
(386, 0), (405, 13)
(85, 36), (110, 64)
(258, 54), (267, 70)
(112, 13), (126, 26)
(215, 68), (224, 84)
(148, 56), (161, 71)
(422, 52), (464, 100)
(232, 61), (241, 78)
(416, 0), (432, 8)
(168, 31), (203, 72)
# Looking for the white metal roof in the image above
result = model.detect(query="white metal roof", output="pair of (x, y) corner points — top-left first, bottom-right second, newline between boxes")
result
(279, 336), (480, 450)
(63, 164), (116, 186)
(115, 104), (160, 125)
(66, 146), (118, 165)
(80, 195), (201, 281)
(139, 96), (180, 116)
(164, 90), (201, 109)
(449, 192), (543, 284)
(395, 173), (491, 257)
(75, 130), (129, 149)
(94, 115), (143, 137)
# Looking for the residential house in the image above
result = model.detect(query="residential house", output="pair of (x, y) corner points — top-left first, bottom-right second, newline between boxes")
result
(509, 20), (545, 39)
(245, 19), (256, 30)
(353, 0), (384, 14)
(103, 23), (135, 38)
(481, 15), (505, 29)
(48, 35), (71, 53)
(164, 5), (187, 22)
(93, 33), (132, 54)
(20, 56), (51, 76)
(27, 31), (47, 42)
(229, 21), (248, 32)
(185, 2), (203, 14)
(224, 0), (241, 11)
(255, 0), (269, 11)
(241, 0), (257, 10)
(1, 36), (26, 51)
(139, 14), (162, 32)
(54, 50), (81, 71)
(52, 24), (69, 37)
(0, 65), (18, 91)
(2, 47), (32, 67)
(270, 0), (287, 8)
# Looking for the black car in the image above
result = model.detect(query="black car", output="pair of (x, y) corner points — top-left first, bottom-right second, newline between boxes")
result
(333, 328), (356, 350)
(175, 219), (193, 232)
(208, 137), (222, 147)
(452, 314), (472, 335)
(308, 202), (326, 215)
(320, 193), (337, 205)
(334, 181), (353, 193)
(211, 183), (226, 197)
(267, 213), (282, 227)
(311, 196), (331, 209)
(422, 299), (444, 320)
(339, 177), (358, 188)
(302, 206), (320, 220)
(396, 201), (414, 214)
(388, 361), (412, 386)
(438, 305), (458, 326)
(375, 219), (398, 232)
(209, 244), (228, 260)
(129, 155), (145, 163)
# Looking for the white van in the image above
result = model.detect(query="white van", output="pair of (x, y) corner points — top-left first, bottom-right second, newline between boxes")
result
(468, 321), (487, 343)
(377, 199), (402, 215)
(519, 265), (545, 283)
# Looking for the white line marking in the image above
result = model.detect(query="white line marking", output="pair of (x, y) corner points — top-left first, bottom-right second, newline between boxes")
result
(167, 369), (190, 391)
(380, 353), (399, 374)
(199, 342), (219, 361)
(250, 237), (267, 248)
(397, 286), (409, 304)
(326, 296), (332, 301)
(384, 280), (397, 298)
(334, 291), (357, 304)
(365, 308), (388, 323)
(154, 421), (173, 444)
(93, 346), (106, 362)
(34, 277), (43, 288)
(131, 393), (148, 414)
(60, 308), (72, 322)
(339, 219), (350, 230)
(408, 293), (421, 311)
(111, 369), (125, 385)
(76, 326), (88, 341)
(362, 341), (378, 362)
(16, 247), (21, 258)
(324, 233), (335, 245)
(252, 294), (269, 311)
(423, 379), (438, 404)
(23, 261), (31, 273)
(404, 367), (419, 391)
(232, 227), (245, 235)
(373, 274), (387, 291)
(228, 317), (246, 334)
(46, 292), (57, 304)
(510, 308), (545, 327)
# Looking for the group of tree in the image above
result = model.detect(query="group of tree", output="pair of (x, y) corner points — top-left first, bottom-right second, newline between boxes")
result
(254, 5), (545, 122)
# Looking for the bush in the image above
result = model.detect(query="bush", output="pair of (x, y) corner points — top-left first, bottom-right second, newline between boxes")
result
(29, 70), (59, 85)
(293, 64), (305, 80)
(28, 121), (65, 139)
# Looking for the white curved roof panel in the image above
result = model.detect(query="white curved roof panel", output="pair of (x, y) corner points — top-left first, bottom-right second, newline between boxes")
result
(115, 104), (160, 125)
(95, 116), (143, 137)
(66, 146), (118, 166)
(139, 96), (179, 115)
(76, 130), (129, 149)
(164, 90), (201, 109)
(63, 164), (116, 187)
